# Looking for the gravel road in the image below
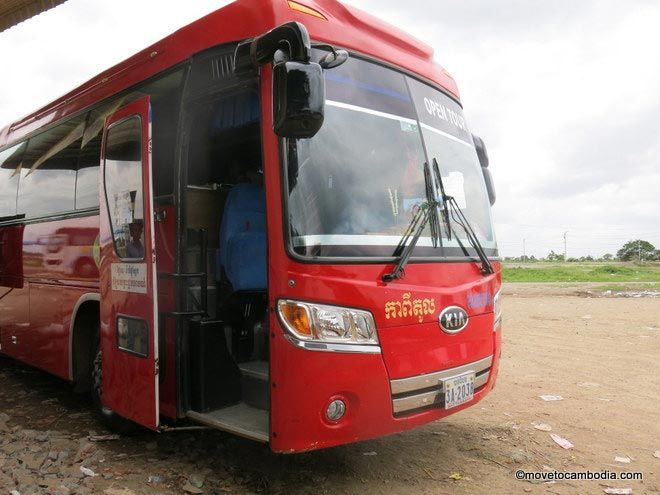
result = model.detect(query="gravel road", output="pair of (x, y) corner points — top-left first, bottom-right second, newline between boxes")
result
(1, 284), (658, 495)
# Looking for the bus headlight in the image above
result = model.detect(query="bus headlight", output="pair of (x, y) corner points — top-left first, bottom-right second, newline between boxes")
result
(278, 299), (378, 345)
(493, 290), (502, 329)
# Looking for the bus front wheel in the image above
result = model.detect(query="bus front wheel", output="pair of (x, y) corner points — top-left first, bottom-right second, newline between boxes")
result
(91, 329), (138, 435)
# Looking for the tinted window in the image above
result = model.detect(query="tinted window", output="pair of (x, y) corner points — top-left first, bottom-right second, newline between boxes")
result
(142, 69), (185, 197)
(18, 118), (84, 218)
(0, 142), (25, 218)
(117, 316), (149, 357)
(104, 116), (145, 259)
(187, 91), (261, 187)
(76, 132), (101, 210)
(76, 105), (108, 210)
(77, 99), (131, 210)
(286, 55), (497, 258)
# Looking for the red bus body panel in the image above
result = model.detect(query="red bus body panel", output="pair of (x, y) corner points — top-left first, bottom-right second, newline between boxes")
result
(0, 219), (98, 378)
(0, 0), (501, 450)
(0, 211), (179, 420)
(22, 218), (99, 378)
(259, 67), (501, 451)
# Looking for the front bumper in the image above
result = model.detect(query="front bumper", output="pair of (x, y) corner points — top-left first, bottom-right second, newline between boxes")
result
(269, 317), (502, 453)
(391, 355), (493, 415)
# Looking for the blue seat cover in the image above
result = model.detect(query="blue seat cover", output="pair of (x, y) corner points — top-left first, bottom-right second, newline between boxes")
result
(211, 93), (260, 132)
(217, 184), (266, 291)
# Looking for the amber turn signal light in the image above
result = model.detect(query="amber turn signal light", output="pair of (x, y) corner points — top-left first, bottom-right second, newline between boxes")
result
(279, 301), (312, 337)
(287, 0), (327, 20)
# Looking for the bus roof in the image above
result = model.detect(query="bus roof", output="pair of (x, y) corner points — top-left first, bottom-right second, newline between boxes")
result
(0, 0), (459, 148)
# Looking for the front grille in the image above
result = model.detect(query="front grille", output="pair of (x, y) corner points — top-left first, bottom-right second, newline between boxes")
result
(390, 355), (493, 416)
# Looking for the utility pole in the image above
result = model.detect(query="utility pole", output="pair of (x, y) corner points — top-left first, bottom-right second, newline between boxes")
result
(638, 240), (642, 261)
(563, 231), (568, 260)
(523, 238), (526, 261)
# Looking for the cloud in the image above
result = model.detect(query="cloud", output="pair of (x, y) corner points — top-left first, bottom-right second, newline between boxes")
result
(354, 0), (660, 256)
(0, 0), (228, 125)
(1, 0), (658, 257)
(533, 102), (660, 198)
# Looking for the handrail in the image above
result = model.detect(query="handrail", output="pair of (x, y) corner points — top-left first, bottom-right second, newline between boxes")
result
(158, 228), (208, 318)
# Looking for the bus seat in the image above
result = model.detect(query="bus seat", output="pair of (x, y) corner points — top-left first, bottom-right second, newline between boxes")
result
(217, 183), (266, 291)
(225, 232), (267, 291)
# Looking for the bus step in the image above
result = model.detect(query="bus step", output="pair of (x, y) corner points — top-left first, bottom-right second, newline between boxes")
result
(238, 360), (269, 410)
(187, 403), (268, 442)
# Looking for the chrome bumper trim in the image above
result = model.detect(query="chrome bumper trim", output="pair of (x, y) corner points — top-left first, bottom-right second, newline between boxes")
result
(390, 355), (493, 395)
(390, 355), (493, 415)
(284, 334), (382, 354)
(392, 370), (490, 414)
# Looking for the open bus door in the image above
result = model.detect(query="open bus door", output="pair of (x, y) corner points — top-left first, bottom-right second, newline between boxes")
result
(99, 96), (159, 430)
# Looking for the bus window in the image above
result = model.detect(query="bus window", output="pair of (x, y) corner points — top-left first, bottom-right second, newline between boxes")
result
(103, 116), (144, 260)
(0, 143), (25, 221)
(18, 117), (84, 219)
(0, 142), (24, 219)
(78, 98), (133, 210)
(187, 91), (262, 188)
(77, 112), (103, 210)
(143, 69), (184, 198)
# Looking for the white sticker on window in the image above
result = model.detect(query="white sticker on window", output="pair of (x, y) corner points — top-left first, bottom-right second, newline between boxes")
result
(111, 263), (147, 294)
(443, 172), (467, 209)
(399, 121), (418, 133)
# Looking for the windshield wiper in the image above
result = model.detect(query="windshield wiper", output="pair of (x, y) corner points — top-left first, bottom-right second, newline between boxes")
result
(424, 162), (441, 249)
(432, 158), (452, 240)
(382, 198), (435, 283)
(383, 161), (442, 283)
(431, 158), (493, 275)
(383, 160), (447, 283)
(383, 157), (496, 282)
(447, 196), (494, 274)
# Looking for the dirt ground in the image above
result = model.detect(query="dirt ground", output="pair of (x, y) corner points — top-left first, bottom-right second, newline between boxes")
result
(1, 283), (658, 495)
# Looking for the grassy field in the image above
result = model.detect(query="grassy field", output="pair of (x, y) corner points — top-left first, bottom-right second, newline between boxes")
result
(502, 261), (660, 283)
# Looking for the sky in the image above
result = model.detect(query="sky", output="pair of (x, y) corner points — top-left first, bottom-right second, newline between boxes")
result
(0, 0), (658, 258)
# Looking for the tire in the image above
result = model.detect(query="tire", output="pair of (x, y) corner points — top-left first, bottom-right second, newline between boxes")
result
(91, 327), (138, 435)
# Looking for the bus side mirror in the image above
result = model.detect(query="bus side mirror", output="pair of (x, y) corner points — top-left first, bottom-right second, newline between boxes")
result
(472, 134), (496, 205)
(273, 60), (325, 139)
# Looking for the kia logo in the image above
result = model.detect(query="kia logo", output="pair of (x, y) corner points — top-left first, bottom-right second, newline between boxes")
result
(439, 306), (469, 334)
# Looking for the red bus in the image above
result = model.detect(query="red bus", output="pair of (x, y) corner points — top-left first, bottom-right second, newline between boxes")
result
(0, 0), (501, 452)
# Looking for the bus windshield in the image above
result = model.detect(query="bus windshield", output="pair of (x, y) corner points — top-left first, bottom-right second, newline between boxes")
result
(285, 55), (497, 260)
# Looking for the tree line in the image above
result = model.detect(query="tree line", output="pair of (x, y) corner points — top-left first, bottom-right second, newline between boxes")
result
(504, 239), (660, 263)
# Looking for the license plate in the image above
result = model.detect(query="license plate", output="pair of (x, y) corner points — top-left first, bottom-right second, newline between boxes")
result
(443, 371), (475, 409)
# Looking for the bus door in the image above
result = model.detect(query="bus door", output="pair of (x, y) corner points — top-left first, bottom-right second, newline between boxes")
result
(99, 96), (159, 430)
